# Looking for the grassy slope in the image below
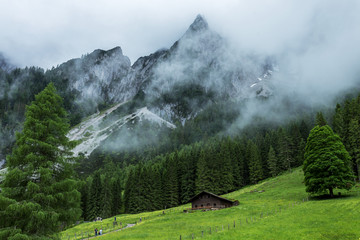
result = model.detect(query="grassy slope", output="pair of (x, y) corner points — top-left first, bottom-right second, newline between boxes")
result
(60, 168), (360, 240)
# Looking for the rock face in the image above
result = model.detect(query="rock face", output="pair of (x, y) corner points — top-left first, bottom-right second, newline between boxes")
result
(0, 15), (277, 159)
(49, 15), (275, 123)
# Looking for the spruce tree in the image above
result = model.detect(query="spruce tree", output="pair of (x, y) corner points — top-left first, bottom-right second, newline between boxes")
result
(303, 125), (354, 197)
(316, 112), (327, 126)
(247, 140), (264, 184)
(111, 177), (123, 216)
(87, 172), (102, 220)
(267, 146), (278, 177)
(195, 150), (212, 193)
(0, 83), (81, 238)
(100, 174), (113, 218)
(332, 103), (344, 137)
(348, 119), (360, 181)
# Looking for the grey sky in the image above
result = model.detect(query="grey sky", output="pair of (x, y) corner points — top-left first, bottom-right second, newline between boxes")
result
(0, 0), (360, 76)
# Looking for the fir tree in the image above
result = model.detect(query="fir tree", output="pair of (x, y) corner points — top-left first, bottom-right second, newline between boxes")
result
(111, 177), (123, 216)
(0, 83), (81, 238)
(332, 103), (344, 137)
(87, 172), (102, 220)
(348, 118), (360, 181)
(195, 150), (212, 193)
(247, 140), (264, 184)
(267, 146), (278, 177)
(100, 174), (113, 218)
(303, 125), (354, 197)
(316, 112), (327, 126)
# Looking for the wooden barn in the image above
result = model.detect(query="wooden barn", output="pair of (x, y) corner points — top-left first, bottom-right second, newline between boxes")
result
(187, 191), (239, 210)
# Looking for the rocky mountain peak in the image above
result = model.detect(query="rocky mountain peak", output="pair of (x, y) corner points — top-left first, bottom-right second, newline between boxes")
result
(187, 14), (209, 33)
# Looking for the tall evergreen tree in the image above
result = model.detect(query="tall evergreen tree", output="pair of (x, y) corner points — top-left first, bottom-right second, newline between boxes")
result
(87, 172), (102, 220)
(163, 153), (179, 208)
(195, 150), (212, 193)
(111, 177), (123, 216)
(100, 174), (113, 218)
(348, 118), (360, 181)
(316, 111), (327, 126)
(267, 146), (278, 177)
(332, 103), (344, 137)
(247, 140), (264, 184)
(303, 125), (354, 197)
(0, 83), (81, 239)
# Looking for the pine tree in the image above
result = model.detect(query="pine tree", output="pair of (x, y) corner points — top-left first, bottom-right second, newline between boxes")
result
(111, 177), (123, 216)
(247, 140), (264, 184)
(124, 168), (135, 213)
(348, 118), (360, 181)
(267, 146), (278, 177)
(217, 139), (234, 194)
(87, 172), (102, 220)
(101, 174), (113, 218)
(195, 150), (212, 193)
(316, 111), (327, 126)
(277, 128), (293, 171)
(332, 103), (344, 137)
(0, 83), (81, 238)
(163, 153), (179, 208)
(303, 125), (354, 197)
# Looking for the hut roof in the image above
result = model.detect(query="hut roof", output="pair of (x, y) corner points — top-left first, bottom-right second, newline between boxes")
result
(187, 191), (237, 204)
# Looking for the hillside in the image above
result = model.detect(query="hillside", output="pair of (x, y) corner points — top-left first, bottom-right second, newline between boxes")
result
(60, 169), (360, 240)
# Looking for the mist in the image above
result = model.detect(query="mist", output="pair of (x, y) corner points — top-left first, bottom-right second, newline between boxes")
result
(2, 1), (360, 156)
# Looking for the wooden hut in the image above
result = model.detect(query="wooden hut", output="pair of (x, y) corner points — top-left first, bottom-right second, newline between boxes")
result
(187, 191), (239, 210)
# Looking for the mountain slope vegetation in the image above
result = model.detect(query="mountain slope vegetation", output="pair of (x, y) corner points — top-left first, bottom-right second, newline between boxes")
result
(60, 168), (360, 240)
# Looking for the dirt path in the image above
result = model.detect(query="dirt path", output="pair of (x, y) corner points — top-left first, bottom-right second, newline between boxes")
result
(84, 223), (136, 239)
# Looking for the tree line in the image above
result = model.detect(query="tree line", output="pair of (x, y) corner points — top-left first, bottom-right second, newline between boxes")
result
(81, 119), (310, 216)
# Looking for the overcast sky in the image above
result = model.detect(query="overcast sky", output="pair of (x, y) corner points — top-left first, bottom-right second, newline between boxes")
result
(0, 0), (360, 71)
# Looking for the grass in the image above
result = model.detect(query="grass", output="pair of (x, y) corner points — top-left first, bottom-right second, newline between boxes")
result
(60, 168), (360, 240)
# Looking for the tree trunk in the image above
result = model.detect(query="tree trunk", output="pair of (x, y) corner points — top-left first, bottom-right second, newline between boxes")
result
(329, 188), (334, 197)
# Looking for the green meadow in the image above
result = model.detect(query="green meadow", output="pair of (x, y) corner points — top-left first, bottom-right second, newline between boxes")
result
(60, 168), (360, 240)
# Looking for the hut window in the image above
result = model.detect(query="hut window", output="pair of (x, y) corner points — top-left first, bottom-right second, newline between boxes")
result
(195, 205), (197, 208)
(207, 203), (210, 206)
(201, 204), (203, 207)
(213, 203), (216, 207)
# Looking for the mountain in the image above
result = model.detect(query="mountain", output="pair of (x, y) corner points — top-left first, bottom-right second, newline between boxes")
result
(0, 15), (276, 163)
(68, 101), (175, 157)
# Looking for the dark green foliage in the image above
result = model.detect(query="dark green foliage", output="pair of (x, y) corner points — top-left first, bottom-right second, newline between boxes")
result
(316, 111), (327, 126)
(87, 172), (102, 220)
(303, 125), (354, 197)
(0, 83), (81, 238)
(162, 154), (179, 208)
(247, 140), (264, 184)
(101, 174), (113, 218)
(268, 146), (278, 177)
(111, 177), (123, 216)
(332, 103), (344, 136)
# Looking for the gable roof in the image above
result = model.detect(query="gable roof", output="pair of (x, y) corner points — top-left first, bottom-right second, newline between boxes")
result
(187, 191), (236, 204)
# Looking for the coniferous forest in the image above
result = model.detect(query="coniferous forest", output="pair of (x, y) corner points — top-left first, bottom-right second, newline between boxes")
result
(1, 71), (360, 239)
(78, 93), (360, 218)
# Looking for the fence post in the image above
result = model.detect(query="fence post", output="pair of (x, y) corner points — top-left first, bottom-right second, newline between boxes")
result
(210, 227), (211, 234)
(192, 233), (194, 239)
(222, 225), (224, 231)
(202, 231), (204, 237)
(180, 235), (181, 240)
(234, 220), (235, 228)
(228, 223), (230, 230)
